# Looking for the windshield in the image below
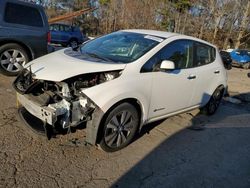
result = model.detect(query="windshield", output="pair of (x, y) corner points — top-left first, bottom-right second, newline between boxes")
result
(80, 31), (163, 63)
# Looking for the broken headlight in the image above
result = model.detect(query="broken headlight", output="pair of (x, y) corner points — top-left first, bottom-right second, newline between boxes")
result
(100, 70), (122, 82)
(13, 69), (40, 94)
(68, 70), (123, 91)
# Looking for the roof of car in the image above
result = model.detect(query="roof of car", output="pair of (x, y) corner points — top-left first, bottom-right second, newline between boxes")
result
(122, 29), (179, 39)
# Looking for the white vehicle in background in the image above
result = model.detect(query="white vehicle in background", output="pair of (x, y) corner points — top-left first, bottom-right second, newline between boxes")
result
(14, 30), (227, 152)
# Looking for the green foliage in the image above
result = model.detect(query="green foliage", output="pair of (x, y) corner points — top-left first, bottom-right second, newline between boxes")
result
(171, 0), (191, 12)
(99, 0), (111, 5)
(159, 0), (191, 31)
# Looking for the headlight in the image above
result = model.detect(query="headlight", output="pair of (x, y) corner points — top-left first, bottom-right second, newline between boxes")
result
(65, 70), (123, 91)
(101, 71), (122, 82)
(13, 69), (40, 94)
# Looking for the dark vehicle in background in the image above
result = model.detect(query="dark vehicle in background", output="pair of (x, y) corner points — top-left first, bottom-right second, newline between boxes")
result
(230, 49), (250, 69)
(50, 23), (85, 48)
(220, 50), (232, 70)
(0, 0), (50, 76)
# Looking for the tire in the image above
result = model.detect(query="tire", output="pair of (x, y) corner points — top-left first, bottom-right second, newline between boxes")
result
(68, 39), (78, 49)
(243, 63), (250, 70)
(99, 103), (139, 152)
(200, 87), (224, 115)
(0, 43), (29, 76)
(227, 63), (232, 70)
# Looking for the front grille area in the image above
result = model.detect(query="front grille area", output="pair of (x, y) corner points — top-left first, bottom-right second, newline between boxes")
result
(13, 69), (40, 94)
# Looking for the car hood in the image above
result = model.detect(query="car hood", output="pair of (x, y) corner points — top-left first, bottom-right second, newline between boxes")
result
(25, 49), (127, 82)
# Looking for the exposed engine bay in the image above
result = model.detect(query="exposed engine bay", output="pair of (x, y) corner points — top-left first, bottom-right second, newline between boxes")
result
(14, 69), (121, 133)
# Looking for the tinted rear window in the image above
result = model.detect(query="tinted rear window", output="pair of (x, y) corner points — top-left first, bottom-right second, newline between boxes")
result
(4, 3), (44, 27)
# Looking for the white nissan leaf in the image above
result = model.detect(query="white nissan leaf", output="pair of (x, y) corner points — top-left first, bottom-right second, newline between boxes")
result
(14, 30), (227, 152)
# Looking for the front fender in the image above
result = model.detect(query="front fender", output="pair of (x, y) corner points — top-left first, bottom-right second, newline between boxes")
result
(81, 75), (152, 123)
(82, 77), (152, 145)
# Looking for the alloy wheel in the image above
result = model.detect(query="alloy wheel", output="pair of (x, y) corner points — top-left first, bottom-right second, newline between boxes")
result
(104, 110), (135, 148)
(70, 41), (78, 49)
(0, 49), (26, 73)
(208, 89), (222, 114)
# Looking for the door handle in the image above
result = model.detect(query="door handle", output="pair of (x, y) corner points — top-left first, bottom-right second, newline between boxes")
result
(187, 75), (196, 80)
(214, 70), (220, 74)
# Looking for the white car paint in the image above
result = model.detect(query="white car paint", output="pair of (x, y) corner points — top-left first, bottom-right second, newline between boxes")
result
(22, 29), (227, 126)
(25, 49), (127, 82)
(191, 50), (227, 106)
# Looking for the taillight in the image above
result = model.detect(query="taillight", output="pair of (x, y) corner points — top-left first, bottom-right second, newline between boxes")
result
(47, 31), (51, 43)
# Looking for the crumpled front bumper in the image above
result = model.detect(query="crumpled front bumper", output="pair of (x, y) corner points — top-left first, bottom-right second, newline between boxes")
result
(17, 92), (104, 145)
(17, 93), (58, 126)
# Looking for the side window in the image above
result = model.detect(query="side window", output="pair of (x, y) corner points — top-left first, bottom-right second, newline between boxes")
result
(52, 24), (59, 31)
(141, 40), (194, 72)
(49, 25), (55, 30)
(59, 25), (65, 31)
(4, 3), (44, 27)
(64, 25), (71, 32)
(195, 43), (216, 66)
(161, 40), (194, 69)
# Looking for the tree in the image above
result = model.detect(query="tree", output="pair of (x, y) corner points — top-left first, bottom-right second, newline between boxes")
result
(235, 0), (250, 48)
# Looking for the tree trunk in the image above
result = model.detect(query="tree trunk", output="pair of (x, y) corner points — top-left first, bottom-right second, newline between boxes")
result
(223, 11), (239, 49)
(181, 11), (188, 34)
(235, 1), (250, 49)
(174, 12), (180, 33)
(199, 18), (206, 39)
(212, 16), (222, 44)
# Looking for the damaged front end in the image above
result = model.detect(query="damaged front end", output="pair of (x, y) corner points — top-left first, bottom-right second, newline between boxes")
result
(14, 69), (121, 141)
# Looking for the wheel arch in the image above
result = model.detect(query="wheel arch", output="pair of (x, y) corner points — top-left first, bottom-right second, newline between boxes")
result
(91, 98), (144, 144)
(213, 84), (226, 96)
(68, 37), (78, 43)
(202, 84), (226, 108)
(0, 40), (34, 61)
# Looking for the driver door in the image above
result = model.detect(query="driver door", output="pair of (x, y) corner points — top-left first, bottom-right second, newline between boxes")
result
(145, 40), (197, 119)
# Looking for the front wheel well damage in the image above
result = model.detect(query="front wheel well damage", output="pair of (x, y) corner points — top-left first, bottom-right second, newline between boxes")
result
(94, 98), (142, 145)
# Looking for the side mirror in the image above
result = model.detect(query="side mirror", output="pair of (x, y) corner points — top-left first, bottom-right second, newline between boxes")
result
(160, 60), (175, 70)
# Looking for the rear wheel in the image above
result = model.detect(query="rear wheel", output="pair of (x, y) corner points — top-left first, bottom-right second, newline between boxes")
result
(68, 39), (78, 49)
(0, 43), (29, 76)
(99, 103), (139, 152)
(200, 87), (224, 115)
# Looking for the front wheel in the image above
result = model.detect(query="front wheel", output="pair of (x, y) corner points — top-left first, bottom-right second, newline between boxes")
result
(99, 103), (139, 152)
(200, 87), (224, 115)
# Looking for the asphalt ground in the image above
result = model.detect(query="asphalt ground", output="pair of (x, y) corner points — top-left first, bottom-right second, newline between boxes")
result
(0, 67), (250, 188)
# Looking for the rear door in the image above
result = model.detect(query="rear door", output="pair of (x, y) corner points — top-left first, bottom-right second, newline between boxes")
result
(50, 24), (61, 43)
(59, 24), (72, 43)
(190, 42), (221, 106)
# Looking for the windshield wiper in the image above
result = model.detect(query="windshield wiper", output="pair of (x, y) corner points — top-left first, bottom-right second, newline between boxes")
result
(85, 52), (114, 62)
